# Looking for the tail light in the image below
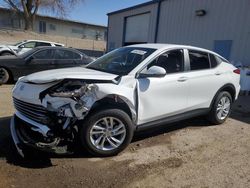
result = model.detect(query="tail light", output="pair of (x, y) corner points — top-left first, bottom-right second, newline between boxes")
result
(233, 69), (240, 74)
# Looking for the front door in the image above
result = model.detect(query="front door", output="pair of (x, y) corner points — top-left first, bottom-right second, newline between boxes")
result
(137, 49), (189, 125)
(26, 49), (56, 74)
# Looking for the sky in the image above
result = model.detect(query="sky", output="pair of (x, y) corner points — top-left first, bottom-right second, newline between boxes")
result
(68, 0), (149, 26)
(0, 0), (150, 26)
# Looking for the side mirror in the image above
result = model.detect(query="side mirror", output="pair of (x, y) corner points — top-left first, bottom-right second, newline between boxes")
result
(19, 45), (24, 48)
(139, 66), (166, 78)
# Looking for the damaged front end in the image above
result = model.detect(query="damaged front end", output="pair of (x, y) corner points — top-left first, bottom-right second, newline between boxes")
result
(11, 78), (137, 156)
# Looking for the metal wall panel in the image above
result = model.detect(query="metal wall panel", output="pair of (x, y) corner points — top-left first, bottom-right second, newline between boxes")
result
(157, 0), (250, 66)
(108, 0), (250, 66)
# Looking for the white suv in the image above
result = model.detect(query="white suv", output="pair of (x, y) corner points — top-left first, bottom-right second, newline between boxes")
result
(0, 40), (64, 56)
(11, 44), (240, 157)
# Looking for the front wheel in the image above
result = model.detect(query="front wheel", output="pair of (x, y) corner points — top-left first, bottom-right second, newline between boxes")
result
(208, 91), (232, 125)
(80, 109), (134, 157)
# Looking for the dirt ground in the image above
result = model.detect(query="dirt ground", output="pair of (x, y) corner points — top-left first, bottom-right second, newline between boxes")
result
(0, 84), (250, 188)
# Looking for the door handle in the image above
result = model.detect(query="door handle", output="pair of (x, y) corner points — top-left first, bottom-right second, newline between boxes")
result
(215, 72), (222, 75)
(178, 77), (188, 82)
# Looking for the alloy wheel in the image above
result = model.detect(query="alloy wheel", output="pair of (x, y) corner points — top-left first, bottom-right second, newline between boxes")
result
(89, 117), (126, 151)
(216, 96), (231, 120)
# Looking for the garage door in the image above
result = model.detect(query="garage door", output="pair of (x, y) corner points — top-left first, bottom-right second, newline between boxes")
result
(124, 13), (150, 45)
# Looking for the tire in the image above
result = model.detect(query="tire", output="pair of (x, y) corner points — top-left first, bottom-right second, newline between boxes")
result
(207, 91), (232, 125)
(0, 67), (10, 84)
(80, 109), (134, 157)
(1, 52), (13, 56)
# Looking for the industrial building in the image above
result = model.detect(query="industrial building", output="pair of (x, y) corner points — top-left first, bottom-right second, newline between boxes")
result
(107, 0), (250, 67)
(0, 7), (107, 41)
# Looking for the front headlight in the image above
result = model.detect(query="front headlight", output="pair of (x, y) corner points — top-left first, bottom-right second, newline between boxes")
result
(49, 80), (89, 98)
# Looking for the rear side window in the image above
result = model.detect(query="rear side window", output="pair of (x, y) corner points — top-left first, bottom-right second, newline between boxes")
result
(189, 50), (210, 71)
(55, 49), (79, 59)
(209, 54), (219, 68)
(33, 49), (54, 59)
(73, 52), (81, 59)
(35, 42), (51, 47)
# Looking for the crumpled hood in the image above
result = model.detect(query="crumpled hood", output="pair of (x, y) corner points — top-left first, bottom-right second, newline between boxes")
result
(21, 67), (119, 84)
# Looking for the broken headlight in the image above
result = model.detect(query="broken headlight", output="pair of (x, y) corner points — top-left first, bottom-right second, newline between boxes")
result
(49, 80), (89, 98)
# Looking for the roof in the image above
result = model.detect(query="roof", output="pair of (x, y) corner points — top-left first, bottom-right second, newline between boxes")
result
(107, 0), (161, 16)
(23, 40), (64, 45)
(127, 43), (226, 59)
(0, 6), (107, 28)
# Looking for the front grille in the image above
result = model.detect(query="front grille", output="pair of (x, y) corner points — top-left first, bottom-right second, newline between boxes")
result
(13, 98), (49, 124)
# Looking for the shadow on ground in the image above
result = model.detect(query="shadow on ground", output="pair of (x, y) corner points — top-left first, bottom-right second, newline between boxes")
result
(0, 115), (211, 169)
(0, 103), (249, 169)
(231, 97), (250, 124)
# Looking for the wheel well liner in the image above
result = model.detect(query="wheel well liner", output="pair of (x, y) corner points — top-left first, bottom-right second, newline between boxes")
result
(87, 95), (136, 123)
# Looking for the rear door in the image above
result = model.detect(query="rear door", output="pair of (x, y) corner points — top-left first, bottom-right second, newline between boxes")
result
(184, 50), (225, 110)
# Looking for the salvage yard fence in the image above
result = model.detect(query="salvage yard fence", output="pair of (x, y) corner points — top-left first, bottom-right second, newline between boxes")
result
(0, 28), (106, 52)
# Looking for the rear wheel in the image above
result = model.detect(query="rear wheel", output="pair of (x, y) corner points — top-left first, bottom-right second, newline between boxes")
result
(80, 109), (134, 157)
(0, 67), (10, 84)
(208, 91), (232, 124)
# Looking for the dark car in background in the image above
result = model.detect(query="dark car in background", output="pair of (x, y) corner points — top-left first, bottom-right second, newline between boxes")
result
(0, 47), (95, 84)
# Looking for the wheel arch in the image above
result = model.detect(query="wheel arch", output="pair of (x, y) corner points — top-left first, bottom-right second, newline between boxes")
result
(210, 83), (236, 108)
(0, 50), (15, 56)
(87, 94), (137, 124)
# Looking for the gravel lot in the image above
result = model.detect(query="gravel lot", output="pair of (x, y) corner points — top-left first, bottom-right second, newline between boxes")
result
(0, 84), (250, 188)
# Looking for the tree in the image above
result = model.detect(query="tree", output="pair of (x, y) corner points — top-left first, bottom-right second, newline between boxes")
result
(3, 0), (81, 30)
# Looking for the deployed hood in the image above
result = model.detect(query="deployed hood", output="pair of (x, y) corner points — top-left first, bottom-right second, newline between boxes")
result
(21, 67), (119, 84)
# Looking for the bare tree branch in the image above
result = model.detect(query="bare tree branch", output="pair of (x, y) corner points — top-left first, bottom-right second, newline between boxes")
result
(3, 0), (21, 12)
(2, 0), (83, 30)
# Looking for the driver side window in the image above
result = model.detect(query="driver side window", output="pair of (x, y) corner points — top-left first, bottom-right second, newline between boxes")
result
(148, 49), (184, 74)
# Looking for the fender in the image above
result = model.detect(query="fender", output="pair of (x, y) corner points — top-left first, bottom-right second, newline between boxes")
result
(209, 83), (236, 109)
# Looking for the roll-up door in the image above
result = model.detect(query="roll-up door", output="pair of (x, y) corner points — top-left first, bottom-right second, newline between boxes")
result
(124, 13), (150, 45)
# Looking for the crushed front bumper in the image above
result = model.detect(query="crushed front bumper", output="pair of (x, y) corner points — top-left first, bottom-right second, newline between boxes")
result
(10, 112), (71, 157)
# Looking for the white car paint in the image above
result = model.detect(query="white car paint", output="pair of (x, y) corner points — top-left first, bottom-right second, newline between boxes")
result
(0, 40), (64, 56)
(13, 43), (240, 124)
(10, 43), (240, 156)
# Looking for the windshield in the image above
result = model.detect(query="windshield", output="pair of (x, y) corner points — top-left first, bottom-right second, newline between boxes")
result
(86, 47), (156, 75)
